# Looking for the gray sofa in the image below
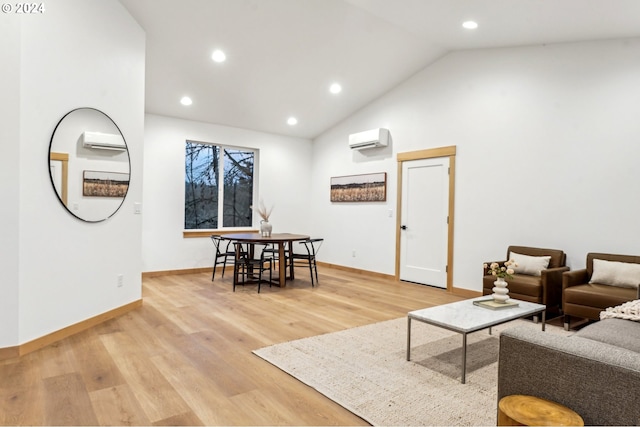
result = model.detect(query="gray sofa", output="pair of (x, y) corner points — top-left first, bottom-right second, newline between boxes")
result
(498, 318), (640, 426)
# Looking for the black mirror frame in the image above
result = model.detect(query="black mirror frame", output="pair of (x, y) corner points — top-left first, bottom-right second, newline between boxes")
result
(48, 107), (131, 223)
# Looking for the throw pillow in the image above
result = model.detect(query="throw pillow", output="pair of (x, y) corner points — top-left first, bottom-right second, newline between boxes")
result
(590, 259), (640, 289)
(600, 299), (640, 322)
(509, 252), (551, 276)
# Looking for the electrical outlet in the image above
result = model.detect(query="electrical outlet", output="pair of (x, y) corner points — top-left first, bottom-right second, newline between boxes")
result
(352, 250), (356, 257)
(117, 274), (124, 287)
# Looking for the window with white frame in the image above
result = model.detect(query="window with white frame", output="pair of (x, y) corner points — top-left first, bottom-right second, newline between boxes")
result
(184, 140), (255, 229)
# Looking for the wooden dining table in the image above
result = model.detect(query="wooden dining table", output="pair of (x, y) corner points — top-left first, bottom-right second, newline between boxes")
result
(223, 233), (310, 287)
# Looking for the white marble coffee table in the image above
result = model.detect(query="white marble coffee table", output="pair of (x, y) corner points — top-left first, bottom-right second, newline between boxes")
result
(406, 296), (545, 383)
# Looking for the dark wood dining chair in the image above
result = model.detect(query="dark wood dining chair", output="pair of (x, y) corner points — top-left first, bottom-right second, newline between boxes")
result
(290, 238), (323, 286)
(232, 242), (273, 293)
(210, 235), (235, 281)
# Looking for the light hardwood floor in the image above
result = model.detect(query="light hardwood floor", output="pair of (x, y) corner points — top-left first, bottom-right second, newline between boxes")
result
(0, 266), (464, 426)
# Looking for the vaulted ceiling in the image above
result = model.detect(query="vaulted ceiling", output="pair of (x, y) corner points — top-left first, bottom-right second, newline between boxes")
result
(119, 0), (640, 139)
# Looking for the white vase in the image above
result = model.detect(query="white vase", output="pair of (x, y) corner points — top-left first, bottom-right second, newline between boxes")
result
(260, 220), (272, 237)
(492, 277), (509, 303)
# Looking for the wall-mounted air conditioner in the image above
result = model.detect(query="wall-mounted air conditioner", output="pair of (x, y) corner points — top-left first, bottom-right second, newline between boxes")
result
(82, 131), (126, 151)
(348, 128), (390, 150)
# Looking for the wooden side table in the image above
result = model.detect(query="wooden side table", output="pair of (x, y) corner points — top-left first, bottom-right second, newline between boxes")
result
(498, 395), (584, 426)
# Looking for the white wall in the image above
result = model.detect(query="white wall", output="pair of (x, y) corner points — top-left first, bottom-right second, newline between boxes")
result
(142, 114), (312, 272)
(0, 16), (21, 347)
(9, 0), (145, 345)
(312, 38), (640, 291)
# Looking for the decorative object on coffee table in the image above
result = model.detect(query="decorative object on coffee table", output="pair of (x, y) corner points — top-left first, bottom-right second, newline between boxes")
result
(484, 260), (517, 303)
(492, 277), (510, 303)
(473, 298), (519, 310)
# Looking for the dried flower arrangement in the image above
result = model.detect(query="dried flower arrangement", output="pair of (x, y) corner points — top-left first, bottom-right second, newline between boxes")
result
(483, 260), (517, 280)
(256, 200), (273, 222)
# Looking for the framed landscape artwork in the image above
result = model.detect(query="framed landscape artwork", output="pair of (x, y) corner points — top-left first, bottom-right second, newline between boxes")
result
(83, 170), (130, 197)
(330, 172), (386, 202)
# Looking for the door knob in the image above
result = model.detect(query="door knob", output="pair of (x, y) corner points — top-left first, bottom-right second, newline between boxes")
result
(400, 225), (407, 230)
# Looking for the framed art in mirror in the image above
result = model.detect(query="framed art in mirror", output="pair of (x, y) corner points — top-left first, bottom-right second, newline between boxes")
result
(82, 170), (130, 197)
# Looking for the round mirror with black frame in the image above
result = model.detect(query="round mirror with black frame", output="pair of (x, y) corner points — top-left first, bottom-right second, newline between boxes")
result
(48, 107), (130, 223)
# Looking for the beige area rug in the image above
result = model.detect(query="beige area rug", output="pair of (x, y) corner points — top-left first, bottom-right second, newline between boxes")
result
(253, 317), (570, 426)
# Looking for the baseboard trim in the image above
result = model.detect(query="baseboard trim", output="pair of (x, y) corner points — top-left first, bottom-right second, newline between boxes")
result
(142, 264), (392, 279)
(142, 267), (213, 278)
(143, 263), (395, 280)
(316, 262), (396, 280)
(451, 287), (482, 298)
(0, 299), (143, 361)
(0, 345), (19, 360)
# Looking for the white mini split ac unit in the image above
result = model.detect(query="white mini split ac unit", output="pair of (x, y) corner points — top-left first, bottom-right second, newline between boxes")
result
(348, 128), (390, 150)
(82, 131), (127, 151)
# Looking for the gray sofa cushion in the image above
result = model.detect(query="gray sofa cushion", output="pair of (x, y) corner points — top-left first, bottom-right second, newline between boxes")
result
(499, 325), (640, 425)
(575, 318), (640, 353)
(502, 325), (640, 370)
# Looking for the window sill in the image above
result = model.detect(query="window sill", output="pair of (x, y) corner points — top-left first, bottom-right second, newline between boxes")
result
(183, 229), (259, 239)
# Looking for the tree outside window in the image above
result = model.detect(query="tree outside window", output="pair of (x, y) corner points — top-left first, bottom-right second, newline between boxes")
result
(185, 141), (254, 229)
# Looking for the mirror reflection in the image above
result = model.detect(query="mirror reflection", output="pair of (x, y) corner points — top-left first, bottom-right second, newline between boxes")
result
(48, 108), (130, 222)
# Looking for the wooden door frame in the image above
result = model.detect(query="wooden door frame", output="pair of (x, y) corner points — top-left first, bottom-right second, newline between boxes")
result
(49, 152), (69, 206)
(395, 146), (456, 292)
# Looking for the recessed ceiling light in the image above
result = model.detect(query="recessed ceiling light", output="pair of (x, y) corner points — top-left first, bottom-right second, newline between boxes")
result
(180, 96), (193, 106)
(211, 49), (226, 63)
(287, 117), (298, 126)
(329, 83), (342, 94)
(462, 21), (478, 30)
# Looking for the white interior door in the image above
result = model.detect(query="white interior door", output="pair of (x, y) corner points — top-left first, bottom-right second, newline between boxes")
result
(400, 157), (449, 287)
(50, 161), (63, 201)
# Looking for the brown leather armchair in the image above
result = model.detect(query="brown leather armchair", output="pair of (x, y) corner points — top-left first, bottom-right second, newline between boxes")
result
(563, 252), (640, 330)
(483, 246), (568, 324)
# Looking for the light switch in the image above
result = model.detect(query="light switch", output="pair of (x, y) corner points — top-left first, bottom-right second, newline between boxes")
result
(134, 202), (142, 214)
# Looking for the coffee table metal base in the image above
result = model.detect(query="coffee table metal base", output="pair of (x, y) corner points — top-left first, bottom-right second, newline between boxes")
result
(406, 317), (475, 384)
(406, 297), (545, 384)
